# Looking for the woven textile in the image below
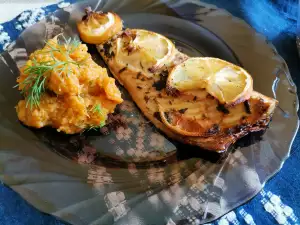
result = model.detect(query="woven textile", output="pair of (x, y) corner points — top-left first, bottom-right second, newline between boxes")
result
(0, 0), (299, 224)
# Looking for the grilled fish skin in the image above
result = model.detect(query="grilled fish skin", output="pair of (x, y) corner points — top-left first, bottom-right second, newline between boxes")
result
(96, 29), (278, 152)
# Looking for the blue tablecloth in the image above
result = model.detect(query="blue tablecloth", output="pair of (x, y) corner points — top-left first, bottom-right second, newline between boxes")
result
(0, 0), (299, 224)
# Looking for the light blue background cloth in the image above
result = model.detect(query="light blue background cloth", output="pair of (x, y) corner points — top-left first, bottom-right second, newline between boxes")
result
(0, 0), (299, 224)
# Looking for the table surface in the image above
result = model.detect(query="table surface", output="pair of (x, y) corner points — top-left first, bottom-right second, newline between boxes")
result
(0, 0), (299, 225)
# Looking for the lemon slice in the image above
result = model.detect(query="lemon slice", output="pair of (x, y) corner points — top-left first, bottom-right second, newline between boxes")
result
(115, 29), (175, 77)
(167, 58), (213, 91)
(167, 57), (253, 105)
(77, 10), (122, 44)
(159, 107), (204, 136)
(206, 66), (252, 105)
(156, 95), (223, 137)
(158, 104), (221, 137)
(132, 29), (174, 70)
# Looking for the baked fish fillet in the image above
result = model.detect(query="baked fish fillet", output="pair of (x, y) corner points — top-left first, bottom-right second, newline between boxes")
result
(96, 29), (278, 152)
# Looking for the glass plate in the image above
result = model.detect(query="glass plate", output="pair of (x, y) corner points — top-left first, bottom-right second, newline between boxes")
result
(0, 0), (298, 224)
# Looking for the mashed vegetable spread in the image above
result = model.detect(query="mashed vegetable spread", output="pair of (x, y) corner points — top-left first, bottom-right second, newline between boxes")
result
(16, 36), (123, 134)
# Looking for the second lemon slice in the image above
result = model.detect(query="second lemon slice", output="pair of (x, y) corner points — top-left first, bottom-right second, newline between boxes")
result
(167, 57), (253, 105)
(207, 66), (253, 105)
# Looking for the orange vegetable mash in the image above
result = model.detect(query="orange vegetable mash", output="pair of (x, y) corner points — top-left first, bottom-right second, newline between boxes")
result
(16, 37), (123, 134)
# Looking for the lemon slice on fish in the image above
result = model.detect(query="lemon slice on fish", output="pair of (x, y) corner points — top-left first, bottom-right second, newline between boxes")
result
(157, 95), (222, 137)
(206, 65), (253, 105)
(132, 29), (175, 71)
(167, 58), (213, 91)
(115, 29), (175, 77)
(167, 57), (253, 105)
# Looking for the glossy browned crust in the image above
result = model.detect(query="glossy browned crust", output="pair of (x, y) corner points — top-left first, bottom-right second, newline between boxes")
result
(96, 35), (278, 152)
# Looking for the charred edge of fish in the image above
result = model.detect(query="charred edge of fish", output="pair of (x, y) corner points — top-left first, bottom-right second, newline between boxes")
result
(244, 100), (251, 114)
(225, 123), (250, 135)
(255, 117), (269, 127)
(153, 112), (162, 122)
(144, 96), (149, 103)
(164, 112), (171, 123)
(165, 85), (180, 97)
(136, 72), (142, 80)
(169, 100), (172, 105)
(126, 45), (135, 55)
(119, 66), (127, 74)
(235, 124), (249, 133)
(241, 116), (247, 121)
(207, 124), (220, 135)
(148, 67), (156, 73)
(206, 94), (215, 100)
(160, 70), (169, 77)
(193, 96), (197, 101)
(178, 108), (188, 114)
(137, 86), (142, 89)
(110, 33), (118, 42)
(216, 104), (229, 114)
(256, 98), (269, 114)
(140, 62), (144, 70)
(152, 75), (168, 91)
(122, 29), (131, 37)
(121, 29), (135, 39)
(103, 42), (113, 58)
(226, 127), (234, 135)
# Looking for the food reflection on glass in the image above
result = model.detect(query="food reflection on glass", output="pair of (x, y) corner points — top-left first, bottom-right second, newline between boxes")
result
(15, 36), (123, 134)
(77, 9), (278, 152)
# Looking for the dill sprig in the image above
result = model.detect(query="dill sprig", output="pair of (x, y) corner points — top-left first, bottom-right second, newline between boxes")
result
(87, 121), (106, 131)
(92, 103), (103, 115)
(86, 104), (105, 131)
(15, 36), (85, 109)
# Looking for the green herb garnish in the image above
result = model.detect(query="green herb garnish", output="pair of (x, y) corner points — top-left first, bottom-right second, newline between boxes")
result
(86, 104), (105, 131)
(15, 36), (85, 109)
(92, 103), (103, 115)
(87, 121), (106, 131)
